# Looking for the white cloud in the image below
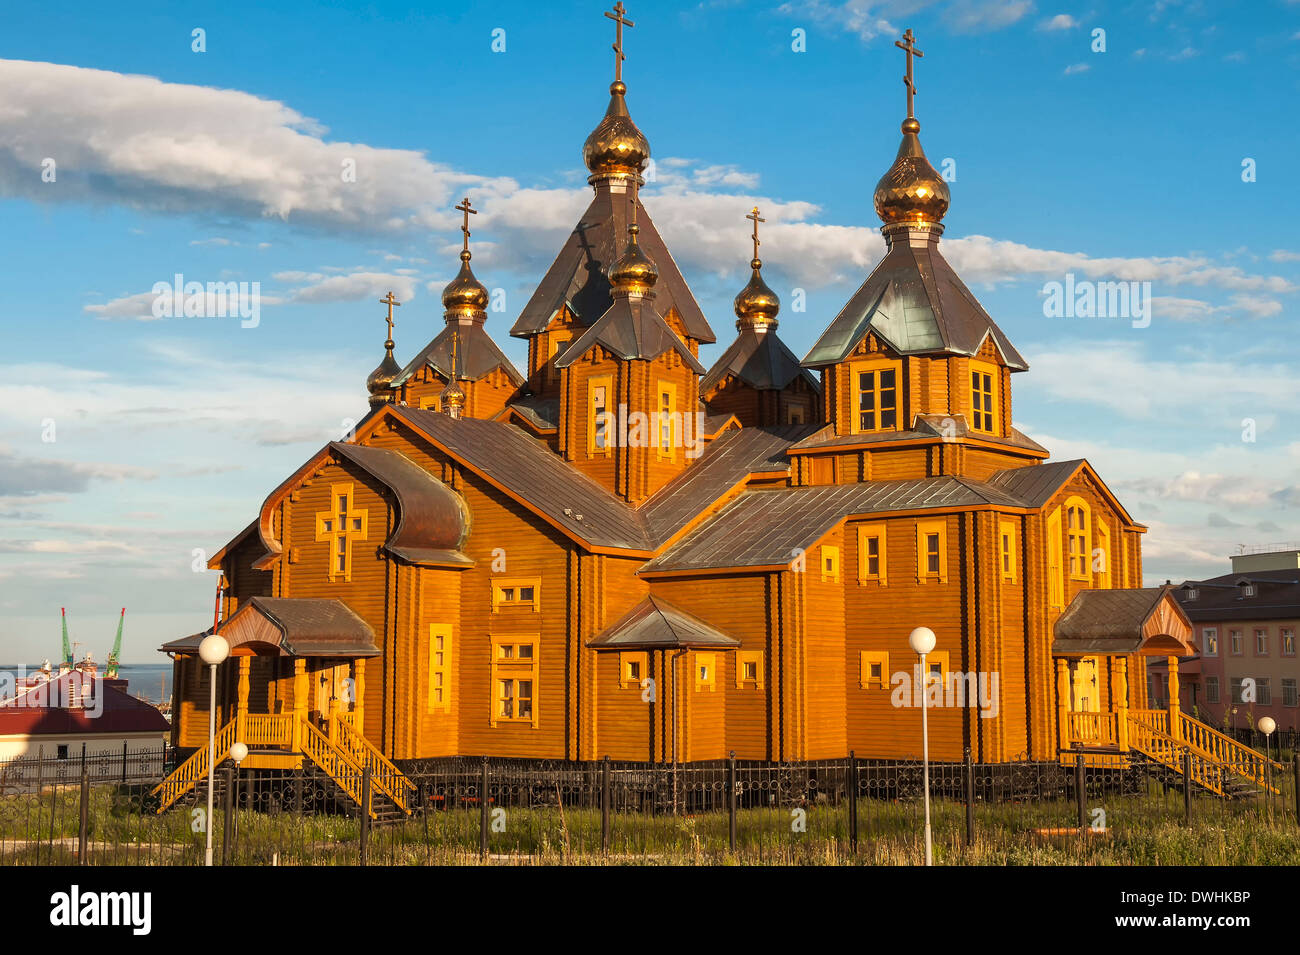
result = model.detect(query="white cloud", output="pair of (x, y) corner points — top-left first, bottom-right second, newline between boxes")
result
(1039, 13), (1079, 30)
(1063, 62), (1090, 75)
(289, 271), (419, 304)
(775, 0), (1032, 41)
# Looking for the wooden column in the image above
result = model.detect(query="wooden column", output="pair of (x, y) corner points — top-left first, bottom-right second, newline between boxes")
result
(353, 658), (366, 736)
(236, 655), (251, 744)
(1114, 656), (1130, 751)
(1055, 658), (1071, 752)
(1167, 655), (1181, 740)
(292, 659), (307, 751)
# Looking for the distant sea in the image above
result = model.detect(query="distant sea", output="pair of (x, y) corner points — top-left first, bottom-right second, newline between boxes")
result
(0, 662), (172, 705)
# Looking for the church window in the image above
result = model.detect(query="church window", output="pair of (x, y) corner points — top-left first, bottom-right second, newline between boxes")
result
(492, 578), (541, 612)
(428, 624), (452, 712)
(851, 360), (901, 433)
(736, 651), (764, 689)
(419, 394), (441, 411)
(657, 380), (678, 460)
(786, 399), (807, 425)
(915, 520), (947, 582)
(1065, 497), (1091, 580)
(315, 483), (368, 582)
(857, 523), (888, 584)
(969, 360), (998, 434)
(694, 653), (716, 691)
(491, 636), (538, 726)
(547, 331), (571, 383)
(999, 520), (1016, 581)
(1046, 507), (1064, 609)
(821, 545), (841, 582)
(620, 651), (648, 688)
(859, 651), (889, 689)
(589, 376), (612, 456)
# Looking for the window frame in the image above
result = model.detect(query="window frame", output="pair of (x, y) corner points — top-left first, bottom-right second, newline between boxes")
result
(849, 358), (903, 435)
(1257, 677), (1273, 706)
(491, 577), (541, 613)
(1064, 495), (1092, 582)
(314, 482), (369, 583)
(915, 519), (948, 583)
(1284, 678), (1298, 708)
(820, 544), (841, 583)
(859, 650), (889, 690)
(419, 394), (442, 412)
(998, 519), (1017, 582)
(588, 374), (613, 457)
(427, 623), (452, 713)
(968, 359), (998, 435)
(694, 652), (717, 692)
(1230, 629), (1243, 655)
(1202, 627), (1218, 657)
(736, 650), (764, 690)
(1206, 675), (1220, 704)
(1046, 507), (1064, 610)
(490, 635), (539, 728)
(619, 651), (648, 690)
(857, 523), (888, 585)
(1255, 628), (1269, 656)
(1283, 628), (1296, 657)
(655, 379), (678, 461)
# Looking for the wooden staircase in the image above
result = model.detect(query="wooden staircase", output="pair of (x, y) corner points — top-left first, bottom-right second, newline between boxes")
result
(1117, 709), (1281, 798)
(151, 715), (414, 819)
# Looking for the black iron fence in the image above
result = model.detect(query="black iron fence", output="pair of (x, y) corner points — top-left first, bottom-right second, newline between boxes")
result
(1, 749), (1298, 865)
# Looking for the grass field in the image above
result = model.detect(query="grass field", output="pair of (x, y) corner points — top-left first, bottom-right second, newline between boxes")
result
(1, 780), (1297, 865)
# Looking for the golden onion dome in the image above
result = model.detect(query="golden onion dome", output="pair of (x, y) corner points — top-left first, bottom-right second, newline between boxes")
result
(441, 250), (490, 315)
(734, 259), (780, 329)
(366, 346), (400, 409)
(607, 224), (658, 294)
(583, 81), (650, 181)
(873, 118), (950, 227)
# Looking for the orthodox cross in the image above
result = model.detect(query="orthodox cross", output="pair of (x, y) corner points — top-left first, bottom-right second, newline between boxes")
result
(449, 328), (460, 380)
(605, 2), (634, 82)
(455, 197), (477, 252)
(895, 28), (923, 118)
(378, 291), (400, 344)
(316, 486), (368, 582)
(746, 206), (765, 260)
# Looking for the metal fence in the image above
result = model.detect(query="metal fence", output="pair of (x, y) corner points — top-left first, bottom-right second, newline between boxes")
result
(1, 749), (1298, 865)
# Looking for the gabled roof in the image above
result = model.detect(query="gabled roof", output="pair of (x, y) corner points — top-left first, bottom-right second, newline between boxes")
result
(388, 406), (655, 551)
(642, 476), (1027, 574)
(510, 188), (715, 343)
(1053, 586), (1194, 655)
(986, 458), (1140, 528)
(392, 322), (524, 388)
(788, 419), (1048, 457)
(801, 234), (1027, 370)
(554, 295), (706, 373)
(586, 595), (740, 649)
(701, 327), (821, 395)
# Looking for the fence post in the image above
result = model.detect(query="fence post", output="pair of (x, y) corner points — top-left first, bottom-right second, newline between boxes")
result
(479, 757), (489, 859)
(121, 741), (128, 785)
(848, 751), (858, 855)
(1293, 755), (1300, 829)
(1183, 748), (1192, 826)
(77, 767), (89, 866)
(1074, 747), (1086, 831)
(964, 747), (975, 847)
(359, 765), (372, 867)
(727, 751), (737, 853)
(222, 765), (235, 865)
(601, 755), (611, 856)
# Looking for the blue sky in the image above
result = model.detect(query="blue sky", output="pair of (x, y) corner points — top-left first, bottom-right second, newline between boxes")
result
(1, 0), (1297, 661)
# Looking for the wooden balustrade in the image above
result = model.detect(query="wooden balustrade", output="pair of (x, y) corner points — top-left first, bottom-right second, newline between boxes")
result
(152, 718), (237, 813)
(1066, 711), (1118, 746)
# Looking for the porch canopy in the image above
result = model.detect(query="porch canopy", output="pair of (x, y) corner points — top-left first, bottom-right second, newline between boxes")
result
(160, 597), (380, 658)
(1052, 585), (1194, 657)
(586, 595), (741, 651)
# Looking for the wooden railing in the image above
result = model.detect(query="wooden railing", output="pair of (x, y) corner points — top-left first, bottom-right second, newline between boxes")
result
(1127, 719), (1226, 796)
(1067, 711), (1118, 746)
(330, 715), (414, 813)
(244, 713), (293, 747)
(1128, 709), (1170, 735)
(1177, 712), (1281, 792)
(299, 719), (373, 819)
(151, 719), (237, 813)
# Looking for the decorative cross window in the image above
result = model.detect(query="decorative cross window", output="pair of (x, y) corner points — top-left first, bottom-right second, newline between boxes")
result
(315, 483), (369, 582)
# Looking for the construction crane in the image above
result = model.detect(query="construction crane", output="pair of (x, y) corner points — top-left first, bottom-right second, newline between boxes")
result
(106, 608), (125, 679)
(60, 607), (73, 669)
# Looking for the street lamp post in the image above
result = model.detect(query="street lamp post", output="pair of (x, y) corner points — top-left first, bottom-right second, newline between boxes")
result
(1259, 716), (1276, 818)
(198, 633), (230, 867)
(909, 626), (937, 867)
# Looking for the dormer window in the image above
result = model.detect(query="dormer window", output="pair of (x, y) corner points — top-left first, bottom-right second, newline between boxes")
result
(1183, 587), (1198, 601)
(969, 360), (998, 435)
(1239, 582), (1256, 598)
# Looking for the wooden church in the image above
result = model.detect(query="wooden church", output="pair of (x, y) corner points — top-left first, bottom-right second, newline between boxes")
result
(156, 13), (1276, 814)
